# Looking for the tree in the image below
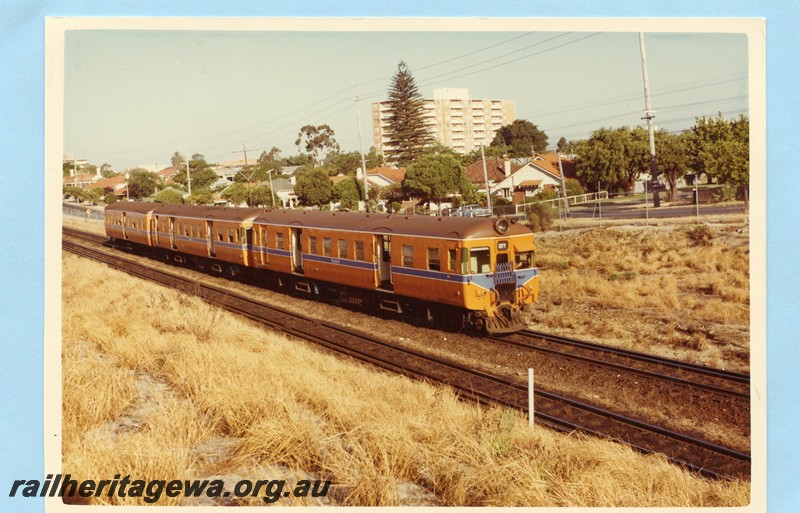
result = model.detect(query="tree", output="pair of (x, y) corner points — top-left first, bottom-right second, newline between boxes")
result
(153, 189), (184, 205)
(655, 130), (690, 201)
(402, 152), (469, 211)
(333, 177), (363, 210)
(383, 61), (434, 166)
(173, 156), (218, 191)
(248, 185), (274, 207)
(294, 166), (334, 207)
(100, 163), (118, 178)
(221, 182), (249, 206)
(490, 119), (548, 158)
(188, 188), (214, 205)
(575, 127), (648, 192)
(171, 152), (185, 169)
(557, 136), (568, 153)
(688, 113), (749, 193)
(126, 169), (161, 199)
(295, 124), (340, 166)
(104, 192), (118, 204)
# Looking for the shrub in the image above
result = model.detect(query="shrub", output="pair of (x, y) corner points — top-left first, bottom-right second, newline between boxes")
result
(687, 224), (713, 246)
(527, 202), (556, 231)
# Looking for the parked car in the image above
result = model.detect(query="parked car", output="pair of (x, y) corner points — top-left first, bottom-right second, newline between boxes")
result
(449, 204), (492, 217)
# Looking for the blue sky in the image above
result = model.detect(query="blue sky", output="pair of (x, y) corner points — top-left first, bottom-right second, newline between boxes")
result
(63, 26), (748, 170)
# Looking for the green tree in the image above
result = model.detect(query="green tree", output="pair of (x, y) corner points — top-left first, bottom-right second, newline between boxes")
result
(153, 188), (184, 204)
(127, 169), (161, 199)
(174, 155), (219, 191)
(171, 151), (185, 169)
(688, 113), (749, 193)
(248, 185), (274, 207)
(221, 182), (249, 206)
(383, 61), (434, 166)
(490, 119), (548, 158)
(188, 187), (214, 205)
(556, 136), (568, 153)
(295, 125), (340, 166)
(402, 152), (468, 211)
(100, 163), (117, 178)
(655, 130), (690, 202)
(575, 127), (648, 192)
(295, 166), (334, 207)
(333, 177), (363, 210)
(564, 178), (585, 198)
(104, 192), (118, 204)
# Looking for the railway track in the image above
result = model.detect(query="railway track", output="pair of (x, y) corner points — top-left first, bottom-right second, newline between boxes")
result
(488, 331), (749, 400)
(62, 228), (751, 480)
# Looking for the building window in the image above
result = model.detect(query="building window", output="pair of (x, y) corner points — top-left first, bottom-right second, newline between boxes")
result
(403, 245), (414, 267)
(427, 248), (440, 271)
(355, 240), (365, 261)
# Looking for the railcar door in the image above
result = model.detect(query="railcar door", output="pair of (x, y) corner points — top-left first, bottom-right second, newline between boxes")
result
(169, 217), (177, 249)
(377, 235), (392, 288)
(207, 220), (215, 257)
(291, 227), (303, 273)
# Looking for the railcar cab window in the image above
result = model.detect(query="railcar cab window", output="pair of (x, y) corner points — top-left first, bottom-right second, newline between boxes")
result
(427, 248), (441, 271)
(470, 247), (491, 274)
(515, 251), (533, 270)
(448, 249), (458, 272)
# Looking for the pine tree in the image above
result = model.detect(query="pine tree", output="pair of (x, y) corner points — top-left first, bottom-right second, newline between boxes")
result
(383, 61), (433, 166)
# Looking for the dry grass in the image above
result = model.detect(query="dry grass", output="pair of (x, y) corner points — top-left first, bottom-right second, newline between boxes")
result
(62, 252), (749, 506)
(530, 219), (750, 371)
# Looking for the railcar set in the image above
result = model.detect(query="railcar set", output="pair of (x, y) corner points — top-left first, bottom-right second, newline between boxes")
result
(104, 202), (540, 333)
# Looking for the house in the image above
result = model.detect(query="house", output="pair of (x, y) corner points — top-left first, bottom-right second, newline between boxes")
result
(489, 154), (577, 203)
(366, 166), (406, 189)
(464, 157), (524, 196)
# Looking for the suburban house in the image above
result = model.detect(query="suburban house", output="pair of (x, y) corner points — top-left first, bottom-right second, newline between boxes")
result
(465, 154), (576, 203)
(365, 166), (406, 189)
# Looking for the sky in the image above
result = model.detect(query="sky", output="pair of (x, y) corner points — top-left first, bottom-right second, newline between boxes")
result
(62, 24), (749, 171)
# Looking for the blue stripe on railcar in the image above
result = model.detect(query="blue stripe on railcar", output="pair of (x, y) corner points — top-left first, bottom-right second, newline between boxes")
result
(303, 253), (378, 271)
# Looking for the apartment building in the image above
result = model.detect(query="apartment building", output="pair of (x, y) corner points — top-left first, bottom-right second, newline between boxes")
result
(371, 88), (516, 158)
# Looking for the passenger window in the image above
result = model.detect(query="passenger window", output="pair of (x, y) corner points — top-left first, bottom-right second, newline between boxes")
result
(218, 229), (223, 242)
(403, 245), (414, 267)
(427, 248), (440, 271)
(355, 240), (365, 261)
(515, 251), (533, 270)
(323, 237), (332, 257)
(448, 249), (458, 272)
(469, 247), (491, 274)
(276, 232), (284, 250)
(309, 236), (317, 254)
(338, 239), (348, 259)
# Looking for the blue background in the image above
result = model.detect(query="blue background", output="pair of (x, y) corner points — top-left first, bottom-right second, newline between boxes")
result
(0, 1), (795, 512)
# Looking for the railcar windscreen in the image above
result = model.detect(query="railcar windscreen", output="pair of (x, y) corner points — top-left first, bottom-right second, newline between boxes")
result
(469, 247), (491, 274)
(515, 251), (533, 270)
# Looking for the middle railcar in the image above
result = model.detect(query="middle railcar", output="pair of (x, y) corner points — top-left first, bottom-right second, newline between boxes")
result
(104, 202), (539, 333)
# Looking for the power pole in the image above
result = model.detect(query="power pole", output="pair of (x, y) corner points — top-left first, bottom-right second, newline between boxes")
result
(480, 144), (493, 214)
(557, 152), (570, 218)
(186, 158), (192, 197)
(232, 144), (260, 206)
(639, 32), (661, 208)
(353, 90), (370, 212)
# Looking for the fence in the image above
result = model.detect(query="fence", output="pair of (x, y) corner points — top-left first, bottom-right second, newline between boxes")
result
(492, 191), (610, 218)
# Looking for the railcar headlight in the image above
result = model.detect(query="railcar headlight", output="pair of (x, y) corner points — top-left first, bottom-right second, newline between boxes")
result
(494, 218), (510, 234)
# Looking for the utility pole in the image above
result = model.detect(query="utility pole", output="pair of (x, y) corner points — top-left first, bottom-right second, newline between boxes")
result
(232, 144), (260, 206)
(480, 144), (493, 215)
(557, 152), (570, 218)
(639, 32), (661, 208)
(353, 90), (370, 212)
(186, 158), (192, 197)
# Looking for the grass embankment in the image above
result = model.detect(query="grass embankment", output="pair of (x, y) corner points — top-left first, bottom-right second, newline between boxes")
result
(62, 253), (749, 506)
(531, 220), (750, 371)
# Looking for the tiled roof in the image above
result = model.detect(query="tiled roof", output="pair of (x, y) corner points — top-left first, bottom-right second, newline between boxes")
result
(367, 166), (406, 184)
(528, 154), (576, 179)
(464, 159), (521, 184)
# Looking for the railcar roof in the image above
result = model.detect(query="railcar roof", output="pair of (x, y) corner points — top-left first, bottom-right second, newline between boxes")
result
(105, 202), (266, 221)
(253, 209), (532, 240)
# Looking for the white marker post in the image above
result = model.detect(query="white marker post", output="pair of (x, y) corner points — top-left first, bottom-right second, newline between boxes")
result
(528, 368), (535, 427)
